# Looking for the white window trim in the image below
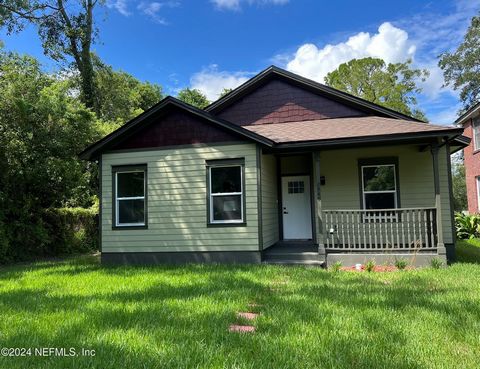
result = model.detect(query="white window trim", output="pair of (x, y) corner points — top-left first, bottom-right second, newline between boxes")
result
(476, 176), (480, 211)
(361, 164), (398, 211)
(115, 169), (146, 227)
(474, 117), (480, 151)
(209, 164), (244, 224)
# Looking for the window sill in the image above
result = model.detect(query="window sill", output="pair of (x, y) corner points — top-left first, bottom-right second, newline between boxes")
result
(112, 225), (148, 230)
(207, 222), (247, 228)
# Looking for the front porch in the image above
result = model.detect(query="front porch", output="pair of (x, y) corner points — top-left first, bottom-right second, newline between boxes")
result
(259, 143), (454, 266)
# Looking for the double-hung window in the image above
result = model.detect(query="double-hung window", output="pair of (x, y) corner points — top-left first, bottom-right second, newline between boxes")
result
(113, 165), (147, 228)
(359, 158), (399, 222)
(474, 117), (480, 151)
(207, 159), (245, 225)
(361, 164), (398, 210)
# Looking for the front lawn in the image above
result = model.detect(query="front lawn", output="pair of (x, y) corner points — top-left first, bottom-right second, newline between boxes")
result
(456, 238), (480, 263)
(0, 255), (480, 369)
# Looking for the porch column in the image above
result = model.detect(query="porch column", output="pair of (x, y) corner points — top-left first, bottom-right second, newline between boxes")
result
(313, 152), (326, 258)
(431, 144), (446, 257)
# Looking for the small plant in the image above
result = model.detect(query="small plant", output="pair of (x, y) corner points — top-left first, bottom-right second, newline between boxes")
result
(364, 259), (376, 272)
(430, 257), (444, 269)
(394, 258), (408, 270)
(330, 261), (342, 272)
(455, 212), (480, 239)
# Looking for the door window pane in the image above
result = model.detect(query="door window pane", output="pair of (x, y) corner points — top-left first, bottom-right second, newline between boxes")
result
(212, 195), (242, 221)
(288, 181), (305, 194)
(211, 166), (241, 193)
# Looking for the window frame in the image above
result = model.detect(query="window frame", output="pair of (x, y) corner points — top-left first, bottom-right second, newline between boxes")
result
(206, 158), (246, 227)
(476, 176), (480, 211)
(358, 157), (400, 222)
(474, 117), (480, 151)
(112, 164), (148, 230)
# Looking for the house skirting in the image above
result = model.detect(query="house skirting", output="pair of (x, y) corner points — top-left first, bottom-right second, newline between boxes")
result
(326, 252), (447, 267)
(101, 251), (262, 265)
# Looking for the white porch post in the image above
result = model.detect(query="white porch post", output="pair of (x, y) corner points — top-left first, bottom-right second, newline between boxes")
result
(431, 144), (446, 258)
(313, 151), (326, 258)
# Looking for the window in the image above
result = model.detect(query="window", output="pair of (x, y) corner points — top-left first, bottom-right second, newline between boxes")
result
(474, 117), (480, 151)
(361, 163), (398, 210)
(113, 165), (147, 228)
(288, 180), (305, 194)
(207, 159), (245, 225)
(477, 176), (480, 211)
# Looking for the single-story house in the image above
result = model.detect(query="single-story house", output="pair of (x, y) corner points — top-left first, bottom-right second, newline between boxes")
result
(80, 66), (469, 266)
(455, 102), (480, 213)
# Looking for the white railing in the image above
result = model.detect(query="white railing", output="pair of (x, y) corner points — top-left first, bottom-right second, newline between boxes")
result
(323, 208), (437, 251)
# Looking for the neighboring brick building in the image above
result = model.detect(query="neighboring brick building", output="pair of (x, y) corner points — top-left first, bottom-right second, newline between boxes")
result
(457, 102), (480, 213)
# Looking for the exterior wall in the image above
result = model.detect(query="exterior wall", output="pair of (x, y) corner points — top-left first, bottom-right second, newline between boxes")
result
(318, 145), (454, 245)
(463, 118), (480, 213)
(261, 154), (279, 249)
(216, 79), (366, 126)
(101, 143), (259, 253)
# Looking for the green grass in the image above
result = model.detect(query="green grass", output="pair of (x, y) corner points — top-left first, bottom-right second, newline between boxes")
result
(1, 255), (480, 368)
(456, 238), (480, 263)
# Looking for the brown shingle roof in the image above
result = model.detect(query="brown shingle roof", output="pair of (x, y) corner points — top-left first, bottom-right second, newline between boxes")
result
(244, 116), (458, 143)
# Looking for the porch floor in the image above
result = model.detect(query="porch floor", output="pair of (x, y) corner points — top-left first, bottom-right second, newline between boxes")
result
(262, 241), (324, 266)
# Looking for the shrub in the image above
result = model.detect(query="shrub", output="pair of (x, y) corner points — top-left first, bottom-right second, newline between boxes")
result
(394, 258), (408, 270)
(455, 212), (480, 239)
(44, 207), (99, 255)
(365, 259), (376, 272)
(330, 261), (342, 272)
(430, 257), (444, 269)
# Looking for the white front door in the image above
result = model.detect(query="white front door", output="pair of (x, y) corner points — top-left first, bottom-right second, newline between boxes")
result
(281, 176), (313, 240)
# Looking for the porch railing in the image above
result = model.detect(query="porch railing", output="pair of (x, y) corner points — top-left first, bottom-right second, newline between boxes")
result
(322, 208), (437, 251)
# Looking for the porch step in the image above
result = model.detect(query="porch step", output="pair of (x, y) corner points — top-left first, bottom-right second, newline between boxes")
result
(263, 252), (320, 262)
(263, 259), (325, 266)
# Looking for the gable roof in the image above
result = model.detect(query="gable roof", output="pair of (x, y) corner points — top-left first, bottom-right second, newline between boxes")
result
(205, 65), (424, 122)
(79, 96), (274, 160)
(455, 101), (480, 125)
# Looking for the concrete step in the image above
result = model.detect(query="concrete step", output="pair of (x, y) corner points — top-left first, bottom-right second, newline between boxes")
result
(262, 259), (325, 266)
(263, 252), (320, 262)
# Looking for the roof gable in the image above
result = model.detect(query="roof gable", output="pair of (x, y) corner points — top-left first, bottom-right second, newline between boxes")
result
(206, 66), (423, 123)
(215, 78), (366, 126)
(79, 97), (273, 160)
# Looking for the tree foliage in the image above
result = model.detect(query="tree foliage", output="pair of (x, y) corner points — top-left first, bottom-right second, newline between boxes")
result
(92, 56), (163, 123)
(0, 49), (103, 261)
(0, 0), (102, 110)
(439, 13), (480, 111)
(452, 162), (468, 212)
(325, 57), (429, 121)
(219, 88), (233, 98)
(177, 88), (210, 109)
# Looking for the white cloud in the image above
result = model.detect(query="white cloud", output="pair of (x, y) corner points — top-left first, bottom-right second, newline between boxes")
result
(107, 0), (131, 16)
(211, 0), (288, 11)
(285, 22), (416, 84)
(190, 65), (255, 100)
(137, 1), (180, 24)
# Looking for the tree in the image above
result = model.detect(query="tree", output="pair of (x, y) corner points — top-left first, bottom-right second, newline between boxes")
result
(177, 88), (210, 109)
(439, 13), (480, 111)
(0, 49), (102, 261)
(92, 56), (163, 123)
(325, 57), (429, 120)
(219, 88), (233, 98)
(0, 0), (102, 110)
(452, 162), (467, 211)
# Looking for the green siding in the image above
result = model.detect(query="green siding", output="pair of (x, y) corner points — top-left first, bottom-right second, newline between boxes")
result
(319, 145), (453, 244)
(101, 143), (259, 252)
(261, 154), (279, 249)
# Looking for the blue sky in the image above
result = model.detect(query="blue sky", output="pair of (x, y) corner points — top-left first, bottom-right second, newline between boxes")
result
(1, 0), (479, 124)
